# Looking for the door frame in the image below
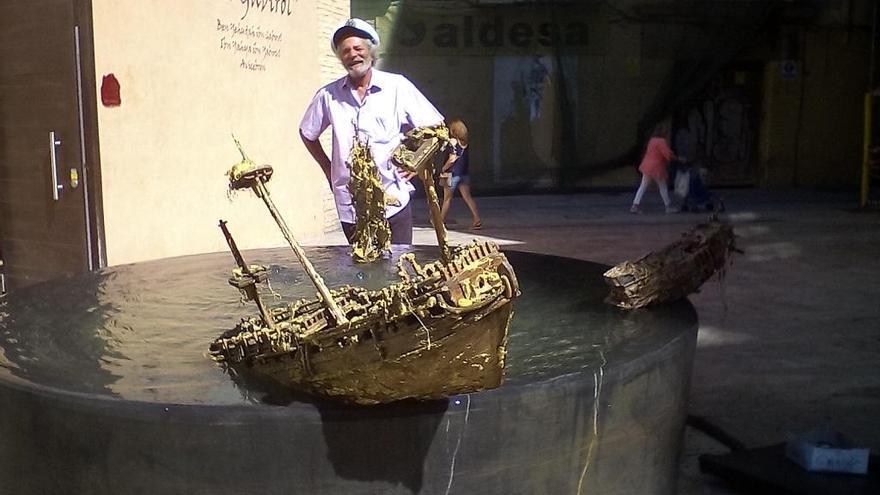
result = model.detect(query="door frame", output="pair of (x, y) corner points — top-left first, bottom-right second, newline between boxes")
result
(74, 0), (106, 271)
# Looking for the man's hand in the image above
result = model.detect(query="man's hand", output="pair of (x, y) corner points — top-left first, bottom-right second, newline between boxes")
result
(396, 167), (417, 182)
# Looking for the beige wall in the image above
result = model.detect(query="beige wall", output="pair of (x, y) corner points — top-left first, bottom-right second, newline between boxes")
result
(91, 0), (347, 266)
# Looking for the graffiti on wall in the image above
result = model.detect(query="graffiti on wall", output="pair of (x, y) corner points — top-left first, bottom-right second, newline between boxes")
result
(675, 82), (755, 184)
(524, 55), (550, 121)
(492, 54), (572, 186)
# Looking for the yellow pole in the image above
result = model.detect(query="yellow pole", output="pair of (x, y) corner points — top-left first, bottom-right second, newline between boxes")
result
(861, 92), (873, 208)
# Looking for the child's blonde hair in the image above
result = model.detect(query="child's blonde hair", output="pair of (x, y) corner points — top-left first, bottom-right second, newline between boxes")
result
(448, 119), (469, 147)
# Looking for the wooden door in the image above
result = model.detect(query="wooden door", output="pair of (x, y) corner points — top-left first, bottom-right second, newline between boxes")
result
(0, 0), (99, 288)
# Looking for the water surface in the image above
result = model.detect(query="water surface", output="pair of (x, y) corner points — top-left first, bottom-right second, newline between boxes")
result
(0, 246), (693, 405)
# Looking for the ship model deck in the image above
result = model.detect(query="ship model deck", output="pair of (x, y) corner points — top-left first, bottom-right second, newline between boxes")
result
(210, 132), (520, 404)
(603, 220), (737, 309)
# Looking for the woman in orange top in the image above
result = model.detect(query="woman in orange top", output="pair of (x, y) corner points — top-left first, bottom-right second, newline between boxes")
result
(631, 123), (679, 213)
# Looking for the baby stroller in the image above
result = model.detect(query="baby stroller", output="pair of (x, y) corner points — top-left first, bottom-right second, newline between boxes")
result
(673, 164), (724, 213)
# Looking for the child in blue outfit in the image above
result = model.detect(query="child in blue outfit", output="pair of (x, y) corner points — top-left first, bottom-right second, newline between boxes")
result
(440, 119), (482, 230)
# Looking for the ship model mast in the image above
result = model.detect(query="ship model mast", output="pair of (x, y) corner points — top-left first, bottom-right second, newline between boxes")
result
(224, 126), (456, 327)
(218, 220), (277, 330)
(226, 137), (347, 325)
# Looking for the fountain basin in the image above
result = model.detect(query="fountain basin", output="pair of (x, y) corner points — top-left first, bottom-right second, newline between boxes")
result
(0, 247), (696, 494)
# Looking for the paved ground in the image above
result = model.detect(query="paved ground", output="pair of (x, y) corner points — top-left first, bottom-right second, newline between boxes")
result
(307, 188), (880, 493)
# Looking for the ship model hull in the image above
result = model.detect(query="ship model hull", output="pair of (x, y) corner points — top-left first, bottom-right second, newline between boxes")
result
(211, 243), (519, 405)
(603, 220), (736, 309)
(240, 298), (513, 404)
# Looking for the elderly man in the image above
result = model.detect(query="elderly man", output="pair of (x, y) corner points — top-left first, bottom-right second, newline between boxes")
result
(299, 18), (444, 245)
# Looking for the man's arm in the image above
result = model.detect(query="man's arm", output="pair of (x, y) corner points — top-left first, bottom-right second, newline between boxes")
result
(300, 130), (332, 186)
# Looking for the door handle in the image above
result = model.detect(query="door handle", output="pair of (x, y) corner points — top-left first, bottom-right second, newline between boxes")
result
(49, 131), (63, 201)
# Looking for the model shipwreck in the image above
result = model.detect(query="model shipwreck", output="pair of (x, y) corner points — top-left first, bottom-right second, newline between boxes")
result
(603, 220), (737, 309)
(210, 131), (520, 404)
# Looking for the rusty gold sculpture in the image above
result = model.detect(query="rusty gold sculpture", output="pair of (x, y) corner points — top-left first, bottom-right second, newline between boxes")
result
(603, 219), (738, 309)
(347, 133), (392, 263)
(211, 136), (520, 405)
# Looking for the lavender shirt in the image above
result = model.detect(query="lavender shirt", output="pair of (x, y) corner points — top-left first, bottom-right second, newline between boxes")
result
(299, 69), (444, 224)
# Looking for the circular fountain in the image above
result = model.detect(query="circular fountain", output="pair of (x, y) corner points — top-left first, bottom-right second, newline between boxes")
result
(0, 246), (696, 495)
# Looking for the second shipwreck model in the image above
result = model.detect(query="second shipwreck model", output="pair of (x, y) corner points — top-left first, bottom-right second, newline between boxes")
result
(603, 219), (738, 309)
(210, 131), (520, 405)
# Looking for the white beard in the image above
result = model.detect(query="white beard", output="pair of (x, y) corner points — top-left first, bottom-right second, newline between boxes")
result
(346, 62), (370, 80)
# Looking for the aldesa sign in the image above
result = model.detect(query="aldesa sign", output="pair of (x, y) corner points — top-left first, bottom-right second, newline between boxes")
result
(376, 4), (606, 55)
